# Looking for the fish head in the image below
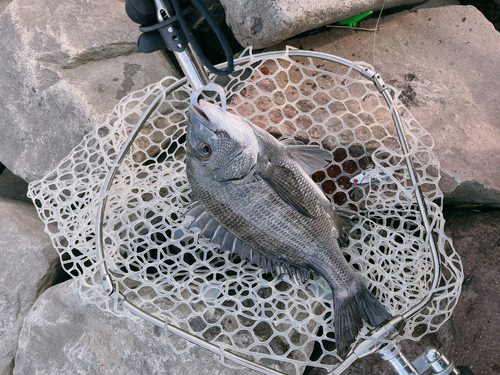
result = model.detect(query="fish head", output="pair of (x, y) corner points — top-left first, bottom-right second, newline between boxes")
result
(187, 100), (259, 181)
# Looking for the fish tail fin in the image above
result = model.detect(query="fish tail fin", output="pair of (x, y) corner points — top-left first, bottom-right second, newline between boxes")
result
(334, 284), (391, 358)
(355, 283), (392, 327)
(334, 292), (364, 358)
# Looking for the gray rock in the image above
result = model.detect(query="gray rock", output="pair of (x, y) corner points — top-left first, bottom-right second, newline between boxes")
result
(0, 198), (60, 375)
(0, 0), (178, 183)
(220, 0), (424, 49)
(14, 281), (261, 375)
(271, 5), (500, 207)
(0, 0), (11, 15)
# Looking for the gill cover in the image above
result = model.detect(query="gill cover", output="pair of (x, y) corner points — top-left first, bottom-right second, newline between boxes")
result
(187, 100), (259, 181)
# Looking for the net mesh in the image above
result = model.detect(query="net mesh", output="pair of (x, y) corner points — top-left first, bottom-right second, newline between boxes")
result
(28, 49), (463, 374)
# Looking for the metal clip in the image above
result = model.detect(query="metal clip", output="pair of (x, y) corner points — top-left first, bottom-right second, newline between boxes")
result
(423, 347), (460, 375)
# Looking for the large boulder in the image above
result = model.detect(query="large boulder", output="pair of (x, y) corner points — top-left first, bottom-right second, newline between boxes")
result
(271, 5), (500, 207)
(0, 0), (178, 183)
(0, 198), (60, 375)
(14, 281), (261, 375)
(220, 0), (424, 49)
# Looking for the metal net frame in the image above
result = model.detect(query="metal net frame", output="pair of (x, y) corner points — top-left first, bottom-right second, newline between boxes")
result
(28, 47), (463, 375)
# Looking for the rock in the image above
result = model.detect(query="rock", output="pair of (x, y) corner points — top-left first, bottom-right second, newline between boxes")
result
(305, 207), (500, 374)
(0, 0), (178, 183)
(0, 198), (60, 375)
(220, 0), (424, 49)
(0, 166), (30, 203)
(0, 0), (11, 15)
(433, 208), (500, 375)
(14, 281), (261, 375)
(412, 0), (460, 10)
(271, 5), (500, 207)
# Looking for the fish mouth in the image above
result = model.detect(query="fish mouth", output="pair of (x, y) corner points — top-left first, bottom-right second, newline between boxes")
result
(192, 105), (209, 121)
(188, 100), (219, 155)
(189, 100), (218, 132)
(189, 106), (215, 132)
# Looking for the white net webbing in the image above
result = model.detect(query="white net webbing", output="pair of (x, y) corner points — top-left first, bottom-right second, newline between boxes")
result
(28, 49), (463, 374)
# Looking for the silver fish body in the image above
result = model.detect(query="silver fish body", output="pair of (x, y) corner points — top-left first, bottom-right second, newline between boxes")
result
(185, 100), (390, 357)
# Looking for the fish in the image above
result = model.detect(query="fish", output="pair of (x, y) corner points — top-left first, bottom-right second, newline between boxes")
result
(184, 99), (391, 357)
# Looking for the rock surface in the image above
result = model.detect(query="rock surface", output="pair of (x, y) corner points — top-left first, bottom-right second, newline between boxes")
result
(14, 281), (261, 375)
(271, 5), (500, 207)
(0, 0), (178, 183)
(412, 0), (460, 10)
(220, 0), (424, 49)
(0, 0), (11, 15)
(0, 198), (60, 375)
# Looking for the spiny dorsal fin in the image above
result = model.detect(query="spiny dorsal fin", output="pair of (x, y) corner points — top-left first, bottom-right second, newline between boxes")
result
(331, 207), (357, 248)
(285, 144), (332, 175)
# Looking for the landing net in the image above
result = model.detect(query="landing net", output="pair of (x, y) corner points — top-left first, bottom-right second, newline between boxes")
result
(28, 48), (463, 375)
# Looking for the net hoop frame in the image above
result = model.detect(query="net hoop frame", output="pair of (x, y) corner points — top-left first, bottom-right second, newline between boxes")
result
(28, 47), (462, 375)
(95, 47), (442, 372)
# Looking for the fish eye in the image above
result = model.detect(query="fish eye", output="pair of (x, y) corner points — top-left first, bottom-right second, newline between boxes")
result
(196, 142), (212, 158)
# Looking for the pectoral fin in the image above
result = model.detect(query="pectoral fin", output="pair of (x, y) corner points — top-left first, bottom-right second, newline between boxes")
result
(257, 164), (314, 219)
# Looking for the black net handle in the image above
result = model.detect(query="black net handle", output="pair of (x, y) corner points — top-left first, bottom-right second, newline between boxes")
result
(170, 0), (234, 76)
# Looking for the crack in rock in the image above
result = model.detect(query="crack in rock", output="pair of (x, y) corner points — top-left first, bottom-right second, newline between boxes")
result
(62, 43), (138, 70)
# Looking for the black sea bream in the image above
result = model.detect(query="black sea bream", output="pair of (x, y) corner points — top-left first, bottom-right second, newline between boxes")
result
(185, 100), (391, 357)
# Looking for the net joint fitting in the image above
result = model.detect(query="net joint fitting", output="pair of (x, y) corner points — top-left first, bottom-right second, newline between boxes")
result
(110, 290), (126, 305)
(372, 73), (388, 93)
(353, 315), (406, 358)
(360, 66), (389, 93)
(101, 274), (114, 296)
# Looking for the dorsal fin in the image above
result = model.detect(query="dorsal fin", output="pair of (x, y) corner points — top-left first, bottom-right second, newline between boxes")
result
(333, 208), (357, 248)
(279, 138), (298, 146)
(285, 144), (332, 175)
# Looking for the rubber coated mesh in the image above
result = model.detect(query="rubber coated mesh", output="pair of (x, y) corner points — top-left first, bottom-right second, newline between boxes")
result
(28, 49), (463, 375)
